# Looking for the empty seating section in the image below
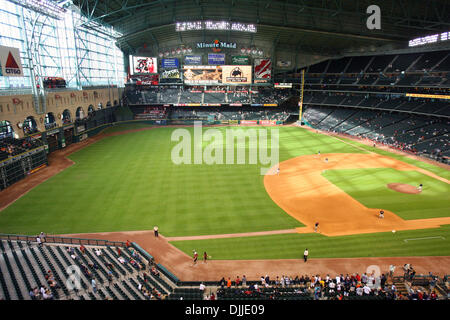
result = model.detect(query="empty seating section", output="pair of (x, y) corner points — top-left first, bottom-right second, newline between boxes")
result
(159, 88), (180, 104)
(327, 57), (352, 73)
(345, 56), (373, 73)
(323, 94), (346, 105)
(386, 53), (421, 72)
(366, 55), (395, 73)
(304, 106), (449, 159)
(396, 74), (421, 86)
(437, 54), (450, 71)
(124, 86), (295, 106)
(305, 91), (449, 117)
(180, 90), (202, 103)
(298, 50), (449, 90)
(307, 60), (329, 73)
(141, 90), (158, 103)
(411, 51), (448, 71)
(357, 75), (378, 85)
(203, 91), (225, 104)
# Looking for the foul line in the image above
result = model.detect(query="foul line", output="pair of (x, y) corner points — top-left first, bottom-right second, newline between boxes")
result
(404, 236), (445, 242)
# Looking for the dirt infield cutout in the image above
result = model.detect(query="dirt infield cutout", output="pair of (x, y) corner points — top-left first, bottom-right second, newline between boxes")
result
(387, 183), (421, 194)
(264, 153), (450, 237)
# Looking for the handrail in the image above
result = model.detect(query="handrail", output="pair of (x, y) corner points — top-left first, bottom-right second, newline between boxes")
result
(0, 145), (46, 166)
(0, 233), (126, 247)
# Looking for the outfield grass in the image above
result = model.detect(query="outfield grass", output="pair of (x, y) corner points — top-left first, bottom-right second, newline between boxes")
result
(1, 126), (362, 236)
(336, 136), (450, 180)
(170, 225), (450, 259)
(0, 124), (448, 259)
(322, 168), (450, 220)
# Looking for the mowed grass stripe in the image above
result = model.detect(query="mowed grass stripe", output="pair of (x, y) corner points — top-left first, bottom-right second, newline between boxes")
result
(170, 225), (450, 260)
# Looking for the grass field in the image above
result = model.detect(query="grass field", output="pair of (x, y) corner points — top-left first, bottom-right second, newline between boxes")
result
(0, 123), (448, 259)
(322, 168), (450, 220)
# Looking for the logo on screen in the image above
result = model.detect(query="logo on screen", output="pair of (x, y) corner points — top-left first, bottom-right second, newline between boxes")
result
(135, 58), (156, 74)
(226, 67), (247, 82)
(212, 40), (221, 52)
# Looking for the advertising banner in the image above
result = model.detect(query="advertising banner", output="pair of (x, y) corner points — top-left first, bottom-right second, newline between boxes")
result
(276, 60), (291, 68)
(240, 120), (258, 125)
(208, 53), (225, 65)
(183, 65), (222, 85)
(254, 58), (272, 83)
(135, 74), (159, 85)
(274, 83), (293, 88)
(160, 69), (181, 79)
(232, 56), (250, 65)
(221, 65), (252, 84)
(0, 45), (23, 77)
(259, 120), (276, 125)
(130, 56), (157, 75)
(161, 58), (179, 69)
(184, 55), (202, 65)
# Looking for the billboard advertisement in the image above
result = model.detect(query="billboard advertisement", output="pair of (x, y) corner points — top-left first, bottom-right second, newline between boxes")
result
(221, 65), (252, 84)
(240, 120), (258, 125)
(231, 56), (249, 65)
(161, 58), (179, 69)
(160, 68), (181, 79)
(135, 74), (159, 85)
(276, 60), (292, 68)
(129, 56), (157, 75)
(254, 58), (272, 83)
(183, 65), (222, 85)
(208, 53), (225, 65)
(0, 45), (23, 77)
(184, 55), (202, 65)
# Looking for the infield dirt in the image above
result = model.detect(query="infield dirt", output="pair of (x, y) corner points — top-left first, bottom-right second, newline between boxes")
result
(264, 153), (450, 236)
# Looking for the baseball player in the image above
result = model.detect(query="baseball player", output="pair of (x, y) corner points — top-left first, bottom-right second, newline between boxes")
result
(276, 167), (280, 175)
(192, 251), (198, 266)
(314, 222), (319, 233)
(418, 184), (423, 192)
(379, 210), (384, 219)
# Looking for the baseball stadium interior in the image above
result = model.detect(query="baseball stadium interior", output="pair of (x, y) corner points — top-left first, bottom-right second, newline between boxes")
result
(0, 0), (449, 303)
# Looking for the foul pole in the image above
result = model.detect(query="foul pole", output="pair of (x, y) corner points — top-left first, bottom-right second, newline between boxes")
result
(298, 69), (305, 125)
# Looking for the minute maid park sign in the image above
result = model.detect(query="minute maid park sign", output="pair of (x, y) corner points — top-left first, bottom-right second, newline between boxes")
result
(196, 39), (237, 52)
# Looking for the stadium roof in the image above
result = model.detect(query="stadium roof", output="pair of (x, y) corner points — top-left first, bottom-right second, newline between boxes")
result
(72, 0), (450, 56)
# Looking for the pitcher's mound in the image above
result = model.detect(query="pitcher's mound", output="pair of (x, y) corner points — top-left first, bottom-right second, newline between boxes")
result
(387, 183), (420, 194)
